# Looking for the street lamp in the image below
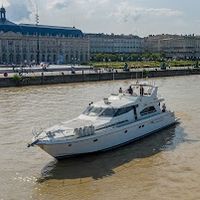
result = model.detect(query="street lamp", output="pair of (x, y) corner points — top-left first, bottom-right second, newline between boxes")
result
(35, 8), (40, 65)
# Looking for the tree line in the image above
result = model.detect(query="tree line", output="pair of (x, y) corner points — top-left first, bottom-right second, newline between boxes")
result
(90, 53), (166, 62)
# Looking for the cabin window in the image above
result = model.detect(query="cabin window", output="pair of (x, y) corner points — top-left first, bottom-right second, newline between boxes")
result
(100, 108), (116, 117)
(140, 106), (156, 116)
(83, 105), (134, 117)
(114, 106), (133, 117)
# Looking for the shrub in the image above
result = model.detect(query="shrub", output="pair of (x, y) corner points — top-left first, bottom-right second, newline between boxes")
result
(12, 74), (22, 82)
(143, 69), (149, 77)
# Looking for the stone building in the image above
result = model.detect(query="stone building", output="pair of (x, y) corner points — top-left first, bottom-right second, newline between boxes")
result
(0, 7), (90, 65)
(144, 34), (200, 59)
(86, 33), (144, 54)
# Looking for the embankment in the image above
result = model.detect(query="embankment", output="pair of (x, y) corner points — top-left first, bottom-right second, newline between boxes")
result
(0, 68), (199, 88)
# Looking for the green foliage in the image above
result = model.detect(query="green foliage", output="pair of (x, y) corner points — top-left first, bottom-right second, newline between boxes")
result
(80, 62), (89, 65)
(141, 52), (164, 61)
(12, 74), (22, 82)
(91, 53), (142, 62)
(170, 60), (192, 66)
(90, 52), (167, 63)
(143, 69), (149, 77)
(90, 61), (161, 69)
(90, 60), (194, 69)
(194, 60), (199, 68)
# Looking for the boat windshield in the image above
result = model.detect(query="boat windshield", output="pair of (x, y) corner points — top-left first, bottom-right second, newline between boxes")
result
(100, 108), (116, 117)
(83, 106), (116, 117)
(83, 106), (104, 116)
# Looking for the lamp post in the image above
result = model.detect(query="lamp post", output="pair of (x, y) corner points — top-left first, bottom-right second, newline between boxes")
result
(36, 10), (40, 65)
(36, 34), (39, 65)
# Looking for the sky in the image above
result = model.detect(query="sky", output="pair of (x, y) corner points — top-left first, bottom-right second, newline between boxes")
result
(1, 0), (200, 36)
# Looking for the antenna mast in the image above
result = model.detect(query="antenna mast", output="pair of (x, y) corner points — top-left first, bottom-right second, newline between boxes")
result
(35, 4), (39, 26)
(35, 4), (40, 65)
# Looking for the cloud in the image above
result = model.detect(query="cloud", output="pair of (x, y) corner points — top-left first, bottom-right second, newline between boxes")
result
(111, 1), (183, 23)
(47, 0), (73, 10)
(5, 0), (32, 22)
(144, 8), (182, 17)
(46, 0), (182, 25)
(2, 0), (186, 36)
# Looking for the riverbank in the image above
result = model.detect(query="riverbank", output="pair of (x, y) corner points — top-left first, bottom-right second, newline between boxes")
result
(0, 68), (199, 88)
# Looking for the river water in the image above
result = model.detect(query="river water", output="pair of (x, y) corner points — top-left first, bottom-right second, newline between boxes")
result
(0, 75), (200, 200)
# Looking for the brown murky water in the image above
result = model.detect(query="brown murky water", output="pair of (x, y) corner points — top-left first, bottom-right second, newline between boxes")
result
(0, 75), (200, 200)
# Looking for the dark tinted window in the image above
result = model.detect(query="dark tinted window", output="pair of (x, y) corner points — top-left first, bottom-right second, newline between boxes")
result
(100, 108), (117, 117)
(140, 106), (156, 116)
(114, 106), (133, 117)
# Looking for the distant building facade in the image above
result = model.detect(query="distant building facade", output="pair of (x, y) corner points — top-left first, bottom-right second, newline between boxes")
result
(86, 33), (144, 54)
(0, 7), (90, 65)
(144, 34), (200, 59)
(2, 5), (200, 65)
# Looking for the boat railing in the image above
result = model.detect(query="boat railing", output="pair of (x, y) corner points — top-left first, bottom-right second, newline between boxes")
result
(32, 128), (44, 138)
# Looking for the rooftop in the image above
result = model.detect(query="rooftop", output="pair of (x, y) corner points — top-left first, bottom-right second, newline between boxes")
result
(0, 7), (84, 38)
(86, 33), (141, 39)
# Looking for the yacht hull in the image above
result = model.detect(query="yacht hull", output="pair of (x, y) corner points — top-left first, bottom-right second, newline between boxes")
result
(37, 112), (176, 159)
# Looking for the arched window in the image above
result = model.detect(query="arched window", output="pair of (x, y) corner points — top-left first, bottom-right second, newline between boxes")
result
(42, 55), (45, 62)
(80, 54), (83, 62)
(23, 54), (27, 61)
(71, 55), (74, 63)
(9, 54), (14, 64)
(65, 54), (68, 63)
(16, 54), (21, 64)
(47, 55), (51, 63)
(85, 54), (88, 62)
(30, 55), (34, 62)
(53, 55), (56, 64)
(2, 53), (7, 63)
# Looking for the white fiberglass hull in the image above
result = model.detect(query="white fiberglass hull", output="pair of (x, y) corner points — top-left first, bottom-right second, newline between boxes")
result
(37, 112), (176, 159)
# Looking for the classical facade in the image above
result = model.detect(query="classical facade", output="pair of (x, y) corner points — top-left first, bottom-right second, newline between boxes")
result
(0, 7), (90, 65)
(144, 34), (200, 59)
(86, 33), (144, 54)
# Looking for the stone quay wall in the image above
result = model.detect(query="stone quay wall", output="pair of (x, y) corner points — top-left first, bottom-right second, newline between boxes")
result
(0, 69), (199, 88)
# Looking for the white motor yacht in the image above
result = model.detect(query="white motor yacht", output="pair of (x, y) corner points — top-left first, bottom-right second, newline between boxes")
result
(28, 82), (177, 159)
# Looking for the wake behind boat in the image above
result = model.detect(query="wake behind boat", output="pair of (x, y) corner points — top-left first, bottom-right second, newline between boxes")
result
(28, 82), (177, 159)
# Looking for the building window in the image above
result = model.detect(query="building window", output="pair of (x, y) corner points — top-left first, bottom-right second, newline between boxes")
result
(30, 55), (34, 62)
(16, 54), (21, 64)
(2, 54), (7, 63)
(42, 55), (45, 62)
(53, 55), (57, 64)
(80, 54), (83, 62)
(9, 54), (14, 64)
(23, 54), (27, 62)
(65, 54), (68, 63)
(47, 55), (51, 63)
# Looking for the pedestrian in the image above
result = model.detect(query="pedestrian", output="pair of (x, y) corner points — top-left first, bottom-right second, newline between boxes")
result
(119, 87), (123, 93)
(140, 86), (144, 96)
(128, 86), (133, 95)
(162, 103), (166, 112)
